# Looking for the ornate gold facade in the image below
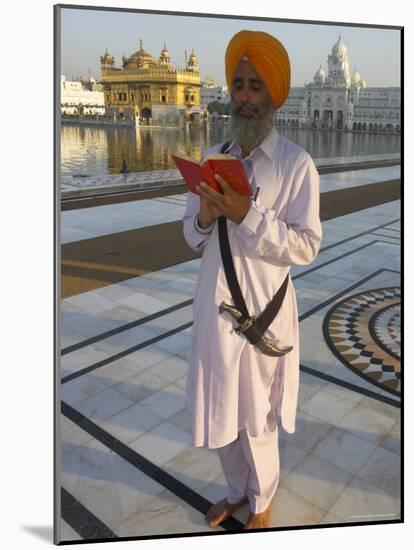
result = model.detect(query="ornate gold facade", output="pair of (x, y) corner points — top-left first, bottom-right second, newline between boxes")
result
(100, 40), (202, 124)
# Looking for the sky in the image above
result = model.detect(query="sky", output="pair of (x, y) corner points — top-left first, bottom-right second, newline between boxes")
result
(59, 6), (401, 88)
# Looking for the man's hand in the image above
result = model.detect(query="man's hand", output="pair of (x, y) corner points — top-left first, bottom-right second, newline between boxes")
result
(197, 193), (220, 228)
(196, 174), (252, 224)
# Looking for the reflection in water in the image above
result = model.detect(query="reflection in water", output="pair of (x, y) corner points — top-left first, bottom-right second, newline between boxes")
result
(60, 123), (401, 180)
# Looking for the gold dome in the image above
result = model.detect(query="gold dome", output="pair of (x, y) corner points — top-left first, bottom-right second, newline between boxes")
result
(187, 49), (199, 71)
(124, 39), (155, 68)
(137, 39), (153, 59)
(160, 42), (170, 56)
(160, 42), (172, 64)
(100, 49), (115, 66)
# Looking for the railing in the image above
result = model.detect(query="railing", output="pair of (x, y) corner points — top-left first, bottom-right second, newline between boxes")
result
(353, 115), (400, 121)
(61, 114), (137, 127)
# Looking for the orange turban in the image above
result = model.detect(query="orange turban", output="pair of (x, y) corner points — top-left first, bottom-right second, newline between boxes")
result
(225, 30), (291, 108)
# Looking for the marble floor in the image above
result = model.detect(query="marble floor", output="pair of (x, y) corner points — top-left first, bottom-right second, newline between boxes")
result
(58, 198), (401, 543)
(61, 164), (400, 244)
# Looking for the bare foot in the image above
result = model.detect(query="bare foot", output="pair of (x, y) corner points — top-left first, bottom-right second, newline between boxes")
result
(205, 497), (248, 527)
(244, 506), (271, 529)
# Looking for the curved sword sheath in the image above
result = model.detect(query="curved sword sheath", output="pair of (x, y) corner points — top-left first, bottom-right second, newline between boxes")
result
(216, 144), (293, 359)
(219, 301), (293, 357)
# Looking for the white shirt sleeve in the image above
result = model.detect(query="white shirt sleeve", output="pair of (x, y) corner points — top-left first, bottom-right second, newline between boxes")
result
(236, 152), (323, 266)
(182, 190), (216, 252)
(181, 143), (224, 253)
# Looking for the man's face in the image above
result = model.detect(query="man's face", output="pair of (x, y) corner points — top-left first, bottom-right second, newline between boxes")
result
(229, 59), (275, 152)
(230, 59), (273, 118)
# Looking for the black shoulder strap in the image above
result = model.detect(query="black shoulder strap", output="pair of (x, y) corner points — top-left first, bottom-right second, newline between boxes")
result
(217, 139), (289, 344)
(218, 215), (249, 320)
(220, 141), (233, 154)
(218, 139), (248, 317)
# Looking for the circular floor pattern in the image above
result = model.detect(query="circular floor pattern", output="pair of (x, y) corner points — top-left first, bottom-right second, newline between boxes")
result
(322, 287), (401, 396)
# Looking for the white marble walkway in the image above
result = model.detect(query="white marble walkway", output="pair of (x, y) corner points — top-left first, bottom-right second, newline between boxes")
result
(58, 199), (401, 542)
(61, 165), (400, 244)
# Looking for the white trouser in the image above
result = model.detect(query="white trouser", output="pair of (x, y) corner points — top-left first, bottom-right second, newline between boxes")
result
(216, 423), (280, 514)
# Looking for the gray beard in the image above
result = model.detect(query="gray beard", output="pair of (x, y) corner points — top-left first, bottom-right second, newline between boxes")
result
(230, 101), (276, 152)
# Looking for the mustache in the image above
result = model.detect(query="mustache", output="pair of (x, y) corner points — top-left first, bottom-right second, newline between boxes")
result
(231, 101), (259, 113)
(232, 101), (259, 114)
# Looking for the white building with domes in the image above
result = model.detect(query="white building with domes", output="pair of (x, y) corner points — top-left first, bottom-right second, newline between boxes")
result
(276, 35), (400, 133)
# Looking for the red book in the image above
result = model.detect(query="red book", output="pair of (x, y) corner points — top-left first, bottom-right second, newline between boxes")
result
(172, 152), (253, 196)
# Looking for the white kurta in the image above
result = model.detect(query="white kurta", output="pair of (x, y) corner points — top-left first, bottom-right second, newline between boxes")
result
(182, 127), (322, 449)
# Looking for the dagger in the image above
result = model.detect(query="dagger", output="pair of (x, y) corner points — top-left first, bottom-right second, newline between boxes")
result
(219, 301), (293, 357)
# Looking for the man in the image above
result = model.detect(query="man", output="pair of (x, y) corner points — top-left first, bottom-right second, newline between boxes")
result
(182, 30), (322, 529)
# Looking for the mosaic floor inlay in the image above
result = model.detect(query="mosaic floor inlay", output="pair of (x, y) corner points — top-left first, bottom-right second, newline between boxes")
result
(323, 288), (401, 396)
